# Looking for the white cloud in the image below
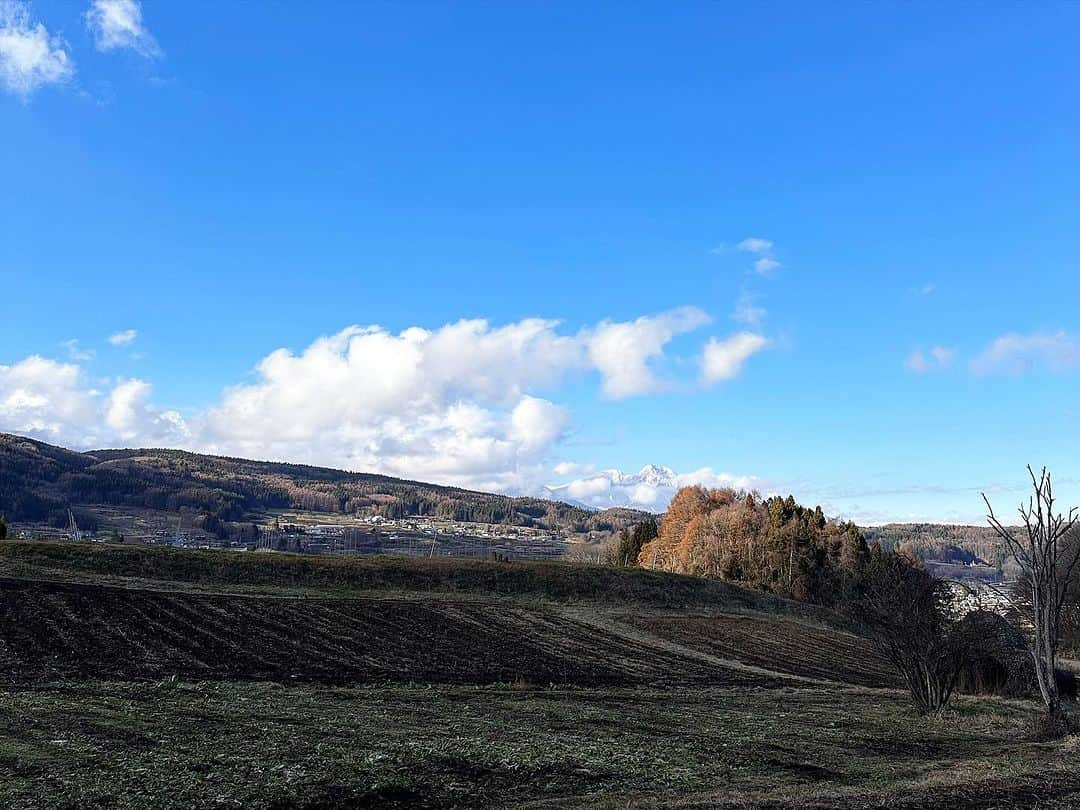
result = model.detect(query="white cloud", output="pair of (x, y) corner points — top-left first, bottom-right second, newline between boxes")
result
(198, 311), (709, 487)
(0, 356), (100, 447)
(104, 378), (188, 444)
(701, 332), (769, 385)
(735, 237), (782, 275)
(0, 308), (767, 495)
(971, 330), (1080, 376)
(904, 345), (955, 374)
(753, 257), (780, 275)
(0, 0), (74, 98)
(736, 237), (773, 255)
(508, 396), (569, 452)
(552, 460), (592, 477)
(108, 328), (138, 346)
(544, 464), (762, 511)
(920, 282), (936, 296)
(85, 0), (160, 58)
(0, 357), (184, 449)
(585, 307), (710, 398)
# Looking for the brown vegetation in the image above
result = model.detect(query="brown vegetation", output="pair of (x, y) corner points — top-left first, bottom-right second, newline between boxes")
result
(638, 486), (866, 604)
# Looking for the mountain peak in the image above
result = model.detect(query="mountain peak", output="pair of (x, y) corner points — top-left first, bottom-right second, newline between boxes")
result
(635, 464), (677, 484)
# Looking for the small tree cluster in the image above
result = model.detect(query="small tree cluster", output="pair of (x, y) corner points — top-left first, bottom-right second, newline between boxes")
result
(640, 486), (866, 604)
(845, 548), (975, 714)
(613, 518), (659, 567)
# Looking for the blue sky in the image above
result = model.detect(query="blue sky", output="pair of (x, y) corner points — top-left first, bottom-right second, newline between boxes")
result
(2, 1), (1079, 523)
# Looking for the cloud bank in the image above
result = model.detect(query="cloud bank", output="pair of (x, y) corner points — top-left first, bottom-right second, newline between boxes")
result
(0, 309), (769, 495)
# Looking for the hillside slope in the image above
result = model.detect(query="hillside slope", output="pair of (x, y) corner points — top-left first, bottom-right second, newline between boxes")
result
(0, 432), (649, 535)
(0, 541), (896, 689)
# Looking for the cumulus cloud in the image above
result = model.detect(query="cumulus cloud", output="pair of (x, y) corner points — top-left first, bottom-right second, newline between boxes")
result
(198, 311), (709, 487)
(0, 308), (764, 495)
(0, 356), (100, 447)
(701, 332), (769, 384)
(104, 379), (188, 444)
(85, 0), (160, 58)
(585, 307), (710, 398)
(0, 356), (184, 449)
(508, 396), (570, 451)
(904, 345), (955, 374)
(108, 328), (138, 346)
(0, 0), (74, 98)
(193, 322), (572, 489)
(970, 330), (1080, 376)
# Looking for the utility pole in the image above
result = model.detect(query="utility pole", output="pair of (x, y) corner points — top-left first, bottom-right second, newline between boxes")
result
(68, 509), (82, 542)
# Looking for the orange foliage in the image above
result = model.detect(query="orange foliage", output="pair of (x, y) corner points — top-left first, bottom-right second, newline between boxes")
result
(640, 486), (867, 605)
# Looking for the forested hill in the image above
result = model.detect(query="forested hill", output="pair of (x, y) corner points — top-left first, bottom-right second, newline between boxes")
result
(0, 433), (649, 535)
(862, 523), (1007, 569)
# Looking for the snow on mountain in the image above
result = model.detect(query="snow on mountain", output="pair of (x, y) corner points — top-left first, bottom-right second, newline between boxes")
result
(543, 464), (758, 511)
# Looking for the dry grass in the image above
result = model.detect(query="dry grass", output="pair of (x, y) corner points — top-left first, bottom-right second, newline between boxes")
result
(0, 540), (822, 613)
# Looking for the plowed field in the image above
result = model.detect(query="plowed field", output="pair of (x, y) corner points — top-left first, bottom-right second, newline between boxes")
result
(0, 578), (787, 686)
(622, 614), (901, 687)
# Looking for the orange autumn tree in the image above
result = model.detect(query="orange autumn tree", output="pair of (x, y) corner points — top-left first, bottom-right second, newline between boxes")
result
(639, 486), (867, 604)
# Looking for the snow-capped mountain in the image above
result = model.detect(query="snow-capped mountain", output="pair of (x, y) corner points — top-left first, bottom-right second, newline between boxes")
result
(543, 464), (757, 511)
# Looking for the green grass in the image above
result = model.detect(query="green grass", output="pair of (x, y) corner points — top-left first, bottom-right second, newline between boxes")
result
(0, 681), (1073, 809)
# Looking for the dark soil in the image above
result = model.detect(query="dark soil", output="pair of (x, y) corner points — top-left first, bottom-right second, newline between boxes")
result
(0, 578), (783, 687)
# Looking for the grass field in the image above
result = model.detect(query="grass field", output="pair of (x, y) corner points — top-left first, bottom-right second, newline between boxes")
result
(0, 540), (1075, 808)
(0, 682), (1077, 809)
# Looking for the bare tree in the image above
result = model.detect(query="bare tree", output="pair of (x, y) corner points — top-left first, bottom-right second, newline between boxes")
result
(983, 466), (1080, 716)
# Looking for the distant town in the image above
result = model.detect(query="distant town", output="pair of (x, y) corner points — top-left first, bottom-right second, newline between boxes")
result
(12, 509), (576, 562)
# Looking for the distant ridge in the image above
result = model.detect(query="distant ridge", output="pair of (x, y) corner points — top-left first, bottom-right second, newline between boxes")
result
(0, 432), (651, 536)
